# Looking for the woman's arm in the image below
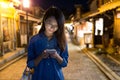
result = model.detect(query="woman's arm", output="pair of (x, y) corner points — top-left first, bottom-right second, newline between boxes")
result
(54, 53), (63, 64)
(58, 44), (69, 67)
(34, 54), (43, 66)
(50, 44), (69, 67)
(27, 36), (50, 67)
(34, 50), (49, 66)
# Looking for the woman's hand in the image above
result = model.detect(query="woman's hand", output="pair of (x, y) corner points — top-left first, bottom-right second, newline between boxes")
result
(49, 51), (59, 59)
(41, 50), (49, 59)
(34, 50), (49, 66)
(50, 52), (63, 64)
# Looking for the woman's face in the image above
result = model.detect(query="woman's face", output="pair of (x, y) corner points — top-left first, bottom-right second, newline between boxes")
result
(44, 16), (58, 35)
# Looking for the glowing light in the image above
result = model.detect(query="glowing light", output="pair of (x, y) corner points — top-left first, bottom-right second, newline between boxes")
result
(117, 12), (120, 18)
(0, 2), (13, 8)
(95, 18), (103, 36)
(23, 0), (30, 8)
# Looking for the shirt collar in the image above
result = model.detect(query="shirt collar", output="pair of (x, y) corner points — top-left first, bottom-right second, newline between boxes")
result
(39, 31), (56, 40)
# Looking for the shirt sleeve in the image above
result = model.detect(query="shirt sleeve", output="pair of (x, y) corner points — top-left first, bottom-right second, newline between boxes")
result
(27, 38), (36, 68)
(59, 44), (69, 67)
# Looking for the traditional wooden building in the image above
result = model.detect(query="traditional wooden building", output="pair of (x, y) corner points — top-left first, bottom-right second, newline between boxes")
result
(0, 0), (19, 55)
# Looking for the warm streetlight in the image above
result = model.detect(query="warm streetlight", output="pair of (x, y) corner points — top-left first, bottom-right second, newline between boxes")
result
(116, 8), (120, 19)
(23, 0), (30, 8)
(23, 0), (30, 46)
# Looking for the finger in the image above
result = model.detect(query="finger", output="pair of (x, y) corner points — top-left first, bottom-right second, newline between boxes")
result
(44, 50), (46, 53)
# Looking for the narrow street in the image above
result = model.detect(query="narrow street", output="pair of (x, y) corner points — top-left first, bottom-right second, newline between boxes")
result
(0, 42), (109, 80)
(63, 42), (109, 80)
(0, 56), (26, 80)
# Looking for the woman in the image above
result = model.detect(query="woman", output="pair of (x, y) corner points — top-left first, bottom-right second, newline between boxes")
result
(27, 6), (69, 80)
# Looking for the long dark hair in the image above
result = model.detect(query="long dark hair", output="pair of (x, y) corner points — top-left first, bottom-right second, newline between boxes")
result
(39, 6), (66, 51)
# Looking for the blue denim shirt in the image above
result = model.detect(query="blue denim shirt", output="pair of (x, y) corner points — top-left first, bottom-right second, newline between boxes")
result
(27, 32), (69, 80)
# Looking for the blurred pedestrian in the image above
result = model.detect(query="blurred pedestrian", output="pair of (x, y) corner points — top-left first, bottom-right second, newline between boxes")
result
(27, 6), (69, 80)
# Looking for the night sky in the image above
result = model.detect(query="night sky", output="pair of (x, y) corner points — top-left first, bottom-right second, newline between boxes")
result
(31, 0), (90, 19)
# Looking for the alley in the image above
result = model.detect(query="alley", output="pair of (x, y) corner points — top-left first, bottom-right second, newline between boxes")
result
(0, 42), (109, 80)
(63, 42), (109, 80)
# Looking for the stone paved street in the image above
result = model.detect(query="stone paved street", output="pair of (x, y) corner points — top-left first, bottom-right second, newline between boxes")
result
(0, 56), (26, 80)
(0, 42), (109, 80)
(63, 42), (109, 80)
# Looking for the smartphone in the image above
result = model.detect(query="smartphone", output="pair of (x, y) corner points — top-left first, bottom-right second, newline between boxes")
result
(46, 49), (56, 54)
